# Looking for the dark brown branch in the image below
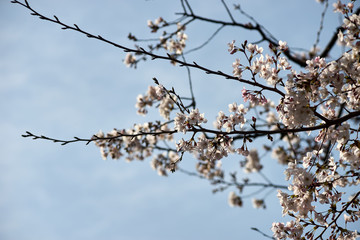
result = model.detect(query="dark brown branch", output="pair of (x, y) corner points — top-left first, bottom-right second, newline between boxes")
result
(180, 54), (196, 109)
(11, 0), (285, 97)
(183, 0), (194, 15)
(221, 0), (236, 23)
(21, 130), (177, 145)
(22, 110), (360, 145)
(180, 0), (187, 14)
(177, 12), (307, 67)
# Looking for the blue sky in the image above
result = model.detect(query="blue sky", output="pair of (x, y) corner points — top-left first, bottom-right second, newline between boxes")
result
(0, 0), (346, 239)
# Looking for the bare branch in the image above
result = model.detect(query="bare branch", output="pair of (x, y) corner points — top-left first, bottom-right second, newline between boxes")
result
(221, 0), (236, 23)
(180, 54), (196, 109)
(11, 0), (285, 96)
(184, 25), (225, 54)
(312, 0), (329, 52)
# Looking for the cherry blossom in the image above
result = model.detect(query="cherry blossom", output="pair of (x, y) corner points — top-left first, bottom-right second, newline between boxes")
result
(15, 0), (360, 239)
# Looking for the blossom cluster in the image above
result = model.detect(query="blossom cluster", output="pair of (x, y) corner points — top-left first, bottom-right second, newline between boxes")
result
(174, 108), (207, 133)
(147, 17), (165, 33)
(150, 151), (179, 176)
(241, 88), (268, 105)
(225, 3), (360, 238)
(124, 53), (136, 68)
(94, 121), (173, 165)
(135, 84), (175, 119)
(271, 221), (303, 240)
(213, 102), (247, 132)
(228, 191), (243, 207)
(244, 149), (262, 173)
(162, 30), (188, 55)
(148, 18), (188, 55)
(107, 1), (360, 239)
(230, 40), (291, 86)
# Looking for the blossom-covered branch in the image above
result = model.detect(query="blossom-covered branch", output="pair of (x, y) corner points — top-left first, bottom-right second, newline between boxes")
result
(15, 0), (360, 239)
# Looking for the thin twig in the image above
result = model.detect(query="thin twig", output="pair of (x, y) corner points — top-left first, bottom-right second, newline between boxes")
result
(183, 0), (193, 15)
(313, 0), (329, 52)
(180, 54), (196, 109)
(184, 25), (225, 54)
(234, 3), (277, 43)
(221, 0), (236, 23)
(251, 227), (275, 240)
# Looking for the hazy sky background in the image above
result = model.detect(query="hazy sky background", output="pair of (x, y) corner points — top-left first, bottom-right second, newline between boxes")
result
(0, 0), (347, 239)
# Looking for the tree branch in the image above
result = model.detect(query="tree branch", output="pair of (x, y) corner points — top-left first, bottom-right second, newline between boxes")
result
(21, 110), (360, 145)
(11, 0), (285, 96)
